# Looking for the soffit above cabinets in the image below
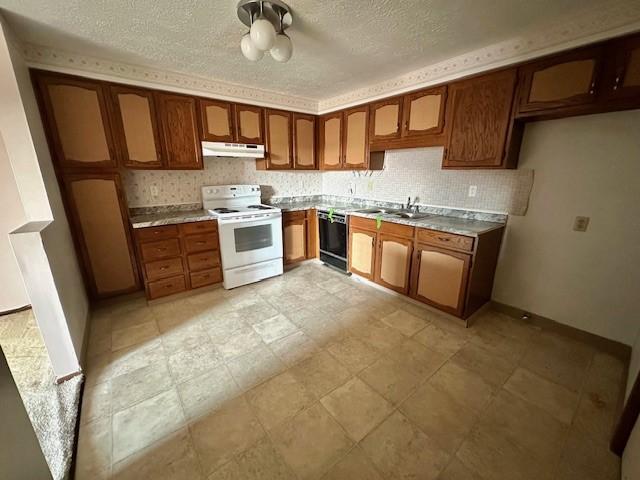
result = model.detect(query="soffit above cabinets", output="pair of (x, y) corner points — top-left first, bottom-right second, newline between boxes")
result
(2, 0), (640, 114)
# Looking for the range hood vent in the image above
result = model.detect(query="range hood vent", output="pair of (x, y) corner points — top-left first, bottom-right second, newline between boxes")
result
(202, 141), (265, 158)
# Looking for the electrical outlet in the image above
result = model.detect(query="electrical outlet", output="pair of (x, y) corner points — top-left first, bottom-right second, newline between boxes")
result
(468, 185), (478, 197)
(367, 180), (374, 192)
(348, 182), (356, 195)
(150, 185), (159, 198)
(573, 216), (590, 232)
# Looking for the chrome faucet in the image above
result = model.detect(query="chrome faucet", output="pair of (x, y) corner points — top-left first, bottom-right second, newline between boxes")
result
(404, 196), (420, 212)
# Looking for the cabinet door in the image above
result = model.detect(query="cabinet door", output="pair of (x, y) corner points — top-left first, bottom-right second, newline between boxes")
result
(518, 47), (603, 113)
(110, 86), (163, 168)
(319, 112), (343, 170)
(265, 109), (293, 169)
(348, 227), (376, 280)
(63, 174), (139, 298)
(443, 69), (517, 168)
(157, 93), (202, 169)
(401, 86), (446, 137)
(235, 104), (264, 144)
(293, 113), (316, 169)
(343, 106), (369, 169)
(370, 98), (402, 142)
(375, 233), (413, 294)
(283, 212), (307, 264)
(604, 35), (640, 101)
(36, 74), (118, 169)
(411, 244), (471, 317)
(199, 99), (235, 142)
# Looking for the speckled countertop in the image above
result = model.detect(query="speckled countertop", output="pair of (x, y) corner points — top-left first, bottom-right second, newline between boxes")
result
(129, 198), (506, 237)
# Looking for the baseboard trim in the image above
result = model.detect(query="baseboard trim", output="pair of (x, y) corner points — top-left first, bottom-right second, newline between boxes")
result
(491, 301), (631, 361)
(55, 369), (83, 385)
(0, 305), (32, 317)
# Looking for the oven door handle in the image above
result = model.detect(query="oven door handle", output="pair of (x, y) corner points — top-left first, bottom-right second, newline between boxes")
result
(217, 212), (282, 225)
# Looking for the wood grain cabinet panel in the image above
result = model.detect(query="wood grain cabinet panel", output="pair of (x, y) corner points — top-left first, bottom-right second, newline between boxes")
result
(293, 113), (316, 169)
(370, 98), (402, 142)
(187, 251), (220, 272)
(416, 229), (474, 252)
(135, 225), (179, 242)
(518, 47), (603, 113)
(411, 244), (471, 317)
(63, 174), (139, 298)
(190, 268), (222, 288)
(110, 86), (163, 168)
(144, 257), (184, 282)
(140, 238), (182, 262)
(199, 99), (235, 142)
(402, 86), (446, 137)
(148, 275), (186, 299)
(36, 75), (118, 169)
(375, 234), (413, 294)
(157, 93), (202, 170)
(603, 35), (640, 102)
(444, 68), (517, 169)
(283, 211), (307, 264)
(179, 220), (217, 235)
(319, 112), (343, 170)
(343, 106), (369, 169)
(184, 233), (218, 253)
(349, 228), (377, 280)
(265, 109), (293, 169)
(235, 104), (264, 144)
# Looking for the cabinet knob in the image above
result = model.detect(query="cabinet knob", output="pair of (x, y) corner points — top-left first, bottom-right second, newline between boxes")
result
(589, 81), (596, 95)
(613, 76), (620, 90)
(157, 247), (167, 252)
(160, 266), (169, 270)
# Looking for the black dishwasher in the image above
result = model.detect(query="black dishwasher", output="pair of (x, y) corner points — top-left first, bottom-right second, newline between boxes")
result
(317, 210), (349, 272)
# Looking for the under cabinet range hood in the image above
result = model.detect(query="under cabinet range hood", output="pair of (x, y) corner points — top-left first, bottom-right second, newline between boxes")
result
(202, 141), (265, 158)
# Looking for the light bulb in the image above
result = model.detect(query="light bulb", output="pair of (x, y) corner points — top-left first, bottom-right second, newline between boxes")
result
(250, 17), (276, 51)
(241, 33), (263, 61)
(270, 33), (292, 62)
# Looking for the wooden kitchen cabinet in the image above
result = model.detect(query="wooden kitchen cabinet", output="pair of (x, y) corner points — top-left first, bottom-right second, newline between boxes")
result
(342, 105), (369, 169)
(443, 68), (518, 169)
(411, 244), (471, 317)
(349, 227), (377, 280)
(63, 174), (140, 299)
(369, 97), (403, 142)
(235, 104), (264, 144)
(283, 211), (307, 264)
(402, 86), (446, 137)
(375, 233), (413, 294)
(517, 47), (604, 114)
(264, 109), (293, 169)
(157, 93), (202, 169)
(319, 111), (343, 170)
(110, 86), (164, 168)
(293, 113), (316, 169)
(602, 34), (640, 103)
(199, 99), (235, 142)
(35, 73), (118, 170)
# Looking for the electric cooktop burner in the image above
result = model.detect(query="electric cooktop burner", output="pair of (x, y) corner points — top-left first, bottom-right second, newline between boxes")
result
(213, 208), (239, 213)
(247, 205), (272, 210)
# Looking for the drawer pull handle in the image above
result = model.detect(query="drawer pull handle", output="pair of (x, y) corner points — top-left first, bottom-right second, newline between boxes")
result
(164, 284), (173, 289)
(157, 247), (167, 252)
(196, 241), (206, 245)
(160, 266), (169, 270)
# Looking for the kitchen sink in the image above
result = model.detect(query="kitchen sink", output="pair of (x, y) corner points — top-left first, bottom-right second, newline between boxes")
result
(393, 211), (432, 219)
(354, 207), (398, 214)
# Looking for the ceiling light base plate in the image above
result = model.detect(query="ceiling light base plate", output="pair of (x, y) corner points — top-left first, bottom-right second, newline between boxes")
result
(237, 0), (292, 30)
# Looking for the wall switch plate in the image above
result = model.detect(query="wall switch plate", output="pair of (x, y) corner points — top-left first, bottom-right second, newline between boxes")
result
(150, 185), (159, 198)
(468, 185), (478, 197)
(573, 216), (590, 232)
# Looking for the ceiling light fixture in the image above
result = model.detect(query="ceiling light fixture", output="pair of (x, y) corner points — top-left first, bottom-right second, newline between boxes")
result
(237, 0), (293, 63)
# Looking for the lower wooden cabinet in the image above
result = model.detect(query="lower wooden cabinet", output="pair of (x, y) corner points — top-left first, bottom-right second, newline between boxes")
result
(349, 227), (377, 279)
(283, 210), (317, 265)
(134, 220), (222, 299)
(63, 173), (140, 299)
(375, 233), (413, 294)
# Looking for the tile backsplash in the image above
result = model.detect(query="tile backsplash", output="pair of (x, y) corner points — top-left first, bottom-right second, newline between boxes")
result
(122, 148), (534, 215)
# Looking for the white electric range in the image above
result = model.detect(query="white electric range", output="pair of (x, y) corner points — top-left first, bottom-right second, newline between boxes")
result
(202, 185), (283, 289)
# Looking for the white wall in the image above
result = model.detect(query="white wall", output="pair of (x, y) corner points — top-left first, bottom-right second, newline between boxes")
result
(622, 327), (640, 480)
(493, 111), (640, 345)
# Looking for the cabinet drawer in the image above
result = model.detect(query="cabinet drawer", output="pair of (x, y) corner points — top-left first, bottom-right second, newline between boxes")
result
(144, 257), (184, 281)
(148, 274), (186, 299)
(187, 250), (220, 272)
(136, 225), (179, 242)
(283, 210), (306, 222)
(349, 216), (377, 231)
(140, 238), (181, 262)
(179, 220), (217, 235)
(190, 268), (222, 288)
(379, 221), (414, 238)
(417, 229), (474, 252)
(184, 233), (218, 253)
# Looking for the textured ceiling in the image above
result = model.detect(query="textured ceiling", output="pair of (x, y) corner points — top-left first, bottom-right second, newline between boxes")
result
(0, 0), (630, 100)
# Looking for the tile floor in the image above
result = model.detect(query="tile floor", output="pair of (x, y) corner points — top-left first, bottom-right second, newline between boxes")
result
(77, 262), (626, 480)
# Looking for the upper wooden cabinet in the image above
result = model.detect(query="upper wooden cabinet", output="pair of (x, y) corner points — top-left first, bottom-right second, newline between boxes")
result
(342, 105), (369, 169)
(402, 86), (446, 137)
(319, 112), (343, 170)
(265, 109), (293, 169)
(444, 68), (518, 169)
(517, 47), (604, 113)
(199, 99), (235, 142)
(369, 97), (402, 142)
(156, 93), (202, 170)
(110, 86), (163, 168)
(235, 104), (264, 144)
(603, 35), (640, 102)
(293, 113), (316, 169)
(36, 74), (118, 170)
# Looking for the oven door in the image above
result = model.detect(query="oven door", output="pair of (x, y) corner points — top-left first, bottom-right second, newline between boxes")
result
(217, 213), (283, 270)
